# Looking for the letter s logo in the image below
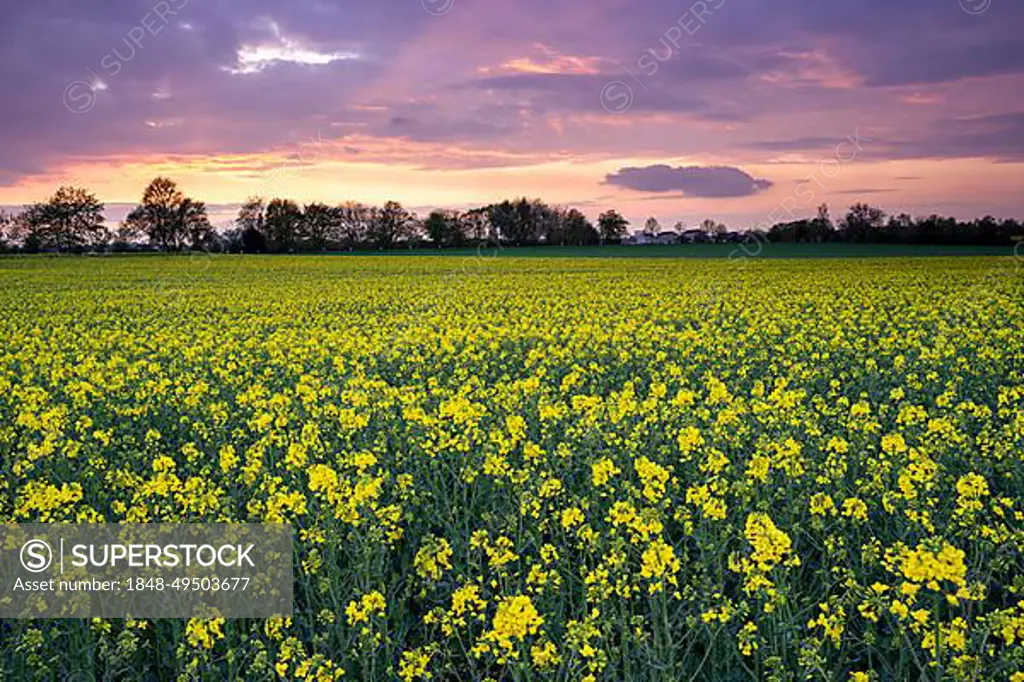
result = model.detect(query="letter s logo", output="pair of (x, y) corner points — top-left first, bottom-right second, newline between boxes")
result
(21, 539), (53, 573)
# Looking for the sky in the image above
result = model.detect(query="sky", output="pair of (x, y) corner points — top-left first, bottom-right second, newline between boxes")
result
(1, 0), (1022, 230)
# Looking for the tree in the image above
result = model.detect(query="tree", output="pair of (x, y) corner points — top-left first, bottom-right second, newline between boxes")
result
(839, 203), (886, 242)
(807, 204), (835, 242)
(462, 208), (492, 244)
(914, 214), (959, 244)
(598, 210), (629, 243)
(999, 218), (1023, 246)
(537, 204), (563, 244)
(179, 198), (214, 250)
(236, 197), (266, 233)
(235, 197), (267, 253)
(6, 210), (33, 245)
(368, 201), (415, 250)
(0, 210), (16, 252)
(301, 203), (338, 251)
(883, 213), (914, 243)
(768, 216), (833, 243)
(767, 220), (797, 243)
(336, 202), (371, 250)
(560, 208), (599, 245)
(700, 218), (727, 240)
(971, 216), (1000, 246)
(454, 211), (471, 246)
(264, 199), (304, 253)
(424, 210), (466, 248)
(487, 200), (516, 245)
(815, 204), (832, 229)
(644, 217), (660, 236)
(22, 186), (107, 252)
(487, 198), (550, 246)
(124, 177), (209, 251)
(241, 226), (267, 253)
(0, 209), (21, 252)
(540, 205), (567, 244)
(217, 227), (241, 253)
(110, 221), (141, 250)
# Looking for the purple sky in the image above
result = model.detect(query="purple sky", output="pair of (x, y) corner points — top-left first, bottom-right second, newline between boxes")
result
(1, 0), (1022, 229)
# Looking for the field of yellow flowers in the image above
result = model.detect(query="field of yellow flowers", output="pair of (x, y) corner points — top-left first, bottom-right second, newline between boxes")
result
(1, 254), (1023, 681)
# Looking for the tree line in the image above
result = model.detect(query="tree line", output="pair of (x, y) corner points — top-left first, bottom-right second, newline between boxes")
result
(0, 178), (216, 253)
(762, 204), (1023, 247)
(225, 195), (632, 252)
(0, 179), (1020, 254)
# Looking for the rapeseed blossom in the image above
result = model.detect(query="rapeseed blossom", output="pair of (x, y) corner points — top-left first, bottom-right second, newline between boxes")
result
(2, 255), (1022, 680)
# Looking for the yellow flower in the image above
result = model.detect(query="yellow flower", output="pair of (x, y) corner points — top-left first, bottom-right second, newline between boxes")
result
(677, 426), (705, 456)
(561, 506), (584, 529)
(641, 537), (680, 592)
(218, 444), (238, 473)
(414, 535), (453, 581)
(842, 497), (868, 521)
(809, 492), (837, 516)
(530, 640), (561, 669)
(345, 590), (387, 626)
(738, 621), (758, 656)
(451, 584), (486, 616)
(185, 618), (224, 650)
(399, 648), (432, 682)
(591, 458), (620, 487)
(634, 456), (670, 502)
(955, 472), (989, 514)
(745, 513), (796, 570)
(264, 616), (291, 641)
(807, 603), (845, 646)
(482, 595), (544, 653)
(900, 541), (967, 590)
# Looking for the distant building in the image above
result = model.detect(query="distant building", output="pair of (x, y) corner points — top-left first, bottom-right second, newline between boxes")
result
(624, 232), (656, 245)
(680, 229), (707, 244)
(655, 231), (680, 245)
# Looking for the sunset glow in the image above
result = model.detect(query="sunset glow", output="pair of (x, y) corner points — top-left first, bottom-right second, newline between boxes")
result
(2, 0), (1022, 227)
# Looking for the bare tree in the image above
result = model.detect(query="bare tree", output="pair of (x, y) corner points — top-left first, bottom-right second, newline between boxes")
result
(368, 201), (415, 249)
(337, 202), (372, 250)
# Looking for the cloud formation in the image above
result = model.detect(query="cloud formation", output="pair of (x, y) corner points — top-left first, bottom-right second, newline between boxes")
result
(604, 165), (773, 198)
(0, 0), (1021, 223)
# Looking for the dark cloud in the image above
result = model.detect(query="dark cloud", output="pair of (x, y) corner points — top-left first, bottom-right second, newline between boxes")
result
(604, 165), (773, 198)
(749, 114), (1024, 162)
(385, 112), (517, 141)
(901, 112), (1024, 161)
(859, 41), (1024, 87)
(697, 0), (1024, 86)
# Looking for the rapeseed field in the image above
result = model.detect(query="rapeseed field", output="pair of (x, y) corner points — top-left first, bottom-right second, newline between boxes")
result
(1, 254), (1022, 681)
